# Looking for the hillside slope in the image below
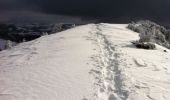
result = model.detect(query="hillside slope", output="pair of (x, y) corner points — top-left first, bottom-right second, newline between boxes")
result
(0, 24), (169, 100)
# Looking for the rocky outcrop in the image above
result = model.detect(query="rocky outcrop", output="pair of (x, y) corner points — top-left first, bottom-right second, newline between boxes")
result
(131, 41), (156, 50)
(128, 20), (170, 49)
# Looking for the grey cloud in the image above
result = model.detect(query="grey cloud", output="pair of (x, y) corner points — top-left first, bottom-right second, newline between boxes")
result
(0, 0), (170, 25)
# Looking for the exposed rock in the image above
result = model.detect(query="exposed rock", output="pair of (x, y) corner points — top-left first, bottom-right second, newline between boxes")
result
(164, 50), (167, 52)
(131, 41), (156, 50)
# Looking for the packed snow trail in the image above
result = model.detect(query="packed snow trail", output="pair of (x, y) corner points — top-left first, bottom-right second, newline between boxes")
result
(88, 24), (170, 100)
(88, 24), (129, 100)
(0, 24), (170, 100)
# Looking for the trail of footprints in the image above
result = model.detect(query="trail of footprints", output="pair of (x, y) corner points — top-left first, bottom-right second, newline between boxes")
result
(88, 24), (129, 100)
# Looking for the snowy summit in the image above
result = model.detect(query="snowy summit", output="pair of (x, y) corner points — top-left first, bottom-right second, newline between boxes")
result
(0, 24), (170, 100)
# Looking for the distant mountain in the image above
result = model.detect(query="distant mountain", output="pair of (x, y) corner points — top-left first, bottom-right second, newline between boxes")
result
(0, 23), (76, 42)
(0, 23), (77, 50)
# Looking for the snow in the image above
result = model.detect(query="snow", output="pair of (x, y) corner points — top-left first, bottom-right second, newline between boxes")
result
(0, 23), (170, 100)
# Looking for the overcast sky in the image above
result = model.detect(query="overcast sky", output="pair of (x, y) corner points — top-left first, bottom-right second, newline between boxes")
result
(0, 0), (170, 25)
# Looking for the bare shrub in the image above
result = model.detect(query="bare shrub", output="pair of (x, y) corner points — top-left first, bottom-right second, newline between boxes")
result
(128, 20), (170, 49)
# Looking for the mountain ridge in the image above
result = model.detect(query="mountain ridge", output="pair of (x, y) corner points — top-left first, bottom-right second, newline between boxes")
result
(0, 23), (169, 100)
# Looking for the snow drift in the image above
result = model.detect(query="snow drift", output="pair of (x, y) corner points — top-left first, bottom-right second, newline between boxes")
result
(0, 24), (169, 100)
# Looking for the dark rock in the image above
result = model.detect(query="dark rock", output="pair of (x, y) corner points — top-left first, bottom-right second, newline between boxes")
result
(132, 41), (156, 50)
(164, 50), (167, 52)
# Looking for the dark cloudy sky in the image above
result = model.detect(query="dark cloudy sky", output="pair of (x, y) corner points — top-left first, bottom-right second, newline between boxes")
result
(0, 0), (170, 25)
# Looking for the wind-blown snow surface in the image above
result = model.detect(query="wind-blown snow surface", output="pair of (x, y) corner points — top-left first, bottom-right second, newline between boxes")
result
(0, 24), (170, 100)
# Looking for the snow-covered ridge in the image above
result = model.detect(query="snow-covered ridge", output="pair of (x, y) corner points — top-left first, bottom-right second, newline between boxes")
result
(0, 24), (169, 100)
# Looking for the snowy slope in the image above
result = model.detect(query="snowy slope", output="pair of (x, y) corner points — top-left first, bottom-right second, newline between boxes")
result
(0, 24), (170, 100)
